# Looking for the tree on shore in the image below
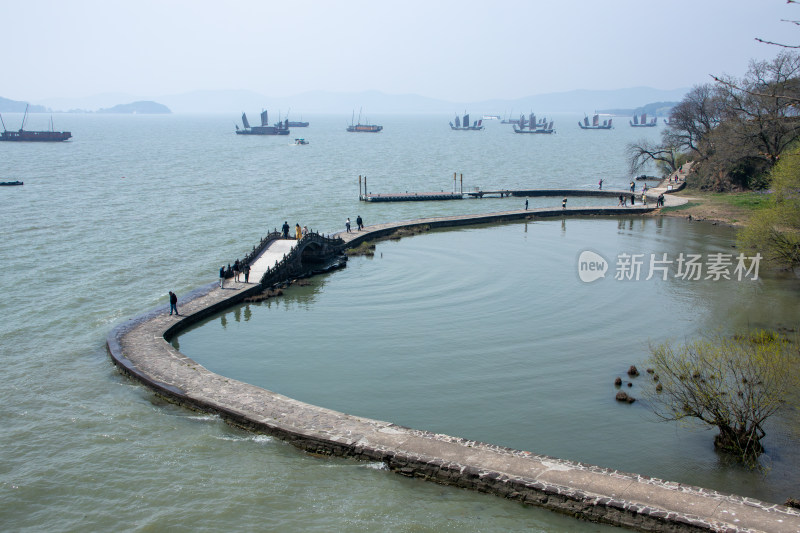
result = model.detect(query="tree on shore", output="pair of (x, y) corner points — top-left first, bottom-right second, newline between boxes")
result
(738, 140), (800, 272)
(627, 52), (800, 190)
(645, 331), (798, 466)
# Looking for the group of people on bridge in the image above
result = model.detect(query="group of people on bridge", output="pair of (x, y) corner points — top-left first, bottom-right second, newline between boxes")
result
(282, 221), (309, 240)
(219, 258), (250, 288)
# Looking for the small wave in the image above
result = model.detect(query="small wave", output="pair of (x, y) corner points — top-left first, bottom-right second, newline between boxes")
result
(360, 462), (388, 471)
(185, 414), (219, 422)
(214, 433), (273, 444)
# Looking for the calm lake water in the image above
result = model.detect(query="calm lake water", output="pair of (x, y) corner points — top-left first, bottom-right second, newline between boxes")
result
(2, 113), (797, 532)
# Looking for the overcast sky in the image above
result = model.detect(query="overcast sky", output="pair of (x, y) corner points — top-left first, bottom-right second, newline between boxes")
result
(3, 0), (797, 102)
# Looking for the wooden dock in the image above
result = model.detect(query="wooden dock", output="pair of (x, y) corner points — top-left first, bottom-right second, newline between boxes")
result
(361, 192), (463, 202)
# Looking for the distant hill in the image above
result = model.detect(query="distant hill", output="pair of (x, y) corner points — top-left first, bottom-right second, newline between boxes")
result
(599, 101), (679, 117)
(33, 87), (689, 115)
(0, 97), (50, 113)
(97, 101), (171, 114)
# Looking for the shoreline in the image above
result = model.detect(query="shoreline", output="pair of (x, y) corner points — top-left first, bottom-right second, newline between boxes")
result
(652, 189), (771, 228)
(107, 209), (800, 533)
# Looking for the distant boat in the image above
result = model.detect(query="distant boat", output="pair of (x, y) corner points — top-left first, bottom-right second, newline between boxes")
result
(0, 105), (71, 142)
(500, 110), (520, 124)
(578, 113), (613, 130)
(346, 109), (383, 133)
(0, 180), (23, 186)
(630, 113), (657, 127)
(482, 114), (501, 120)
(512, 112), (555, 134)
(450, 112), (484, 131)
(283, 109), (309, 127)
(294, 138), (308, 145)
(235, 110), (290, 135)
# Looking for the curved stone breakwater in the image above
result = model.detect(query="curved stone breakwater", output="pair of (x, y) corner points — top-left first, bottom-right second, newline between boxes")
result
(107, 204), (800, 533)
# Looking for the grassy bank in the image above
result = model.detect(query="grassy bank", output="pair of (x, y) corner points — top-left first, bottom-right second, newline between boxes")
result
(658, 190), (772, 226)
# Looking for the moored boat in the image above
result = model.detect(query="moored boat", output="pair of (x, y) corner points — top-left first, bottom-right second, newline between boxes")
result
(346, 109), (382, 132)
(578, 114), (613, 130)
(0, 180), (24, 186)
(630, 113), (657, 127)
(512, 112), (555, 134)
(450, 112), (484, 131)
(236, 110), (290, 135)
(500, 110), (520, 124)
(0, 106), (71, 142)
(294, 138), (308, 145)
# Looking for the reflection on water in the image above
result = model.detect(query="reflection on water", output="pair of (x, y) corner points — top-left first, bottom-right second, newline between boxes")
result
(178, 217), (800, 505)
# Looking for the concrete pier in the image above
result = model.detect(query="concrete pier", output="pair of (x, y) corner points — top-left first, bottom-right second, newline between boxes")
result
(107, 205), (800, 532)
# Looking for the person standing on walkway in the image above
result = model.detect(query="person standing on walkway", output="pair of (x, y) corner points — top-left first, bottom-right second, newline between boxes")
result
(525, 199), (528, 210)
(346, 218), (351, 233)
(219, 266), (226, 288)
(630, 181), (635, 192)
(282, 221), (290, 239)
(295, 223), (302, 240)
(233, 259), (240, 282)
(302, 225), (308, 236)
(356, 215), (363, 231)
(169, 291), (179, 316)
(630, 194), (635, 206)
(598, 179), (603, 190)
(244, 263), (250, 283)
(562, 197), (567, 209)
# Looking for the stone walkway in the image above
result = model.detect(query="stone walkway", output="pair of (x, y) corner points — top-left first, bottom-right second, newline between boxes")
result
(108, 199), (799, 533)
(247, 238), (297, 284)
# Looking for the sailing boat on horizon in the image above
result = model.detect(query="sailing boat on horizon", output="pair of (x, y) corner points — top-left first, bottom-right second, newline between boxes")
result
(235, 109), (290, 135)
(512, 112), (555, 134)
(630, 113), (657, 127)
(449, 112), (484, 131)
(578, 113), (613, 130)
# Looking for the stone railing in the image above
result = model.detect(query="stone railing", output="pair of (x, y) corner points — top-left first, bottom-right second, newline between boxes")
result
(258, 231), (344, 287)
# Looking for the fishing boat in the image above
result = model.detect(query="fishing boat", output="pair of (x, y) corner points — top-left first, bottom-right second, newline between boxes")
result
(512, 112), (555, 134)
(294, 138), (308, 145)
(500, 110), (520, 124)
(346, 109), (382, 132)
(450, 113), (484, 131)
(235, 110), (290, 135)
(0, 180), (23, 186)
(283, 109), (309, 127)
(578, 114), (613, 130)
(0, 106), (71, 142)
(630, 113), (657, 127)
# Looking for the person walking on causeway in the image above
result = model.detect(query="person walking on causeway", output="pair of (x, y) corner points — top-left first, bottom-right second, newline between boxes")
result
(169, 291), (179, 316)
(356, 215), (363, 231)
(282, 221), (290, 239)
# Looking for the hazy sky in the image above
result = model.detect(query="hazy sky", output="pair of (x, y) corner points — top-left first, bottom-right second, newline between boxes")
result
(3, 0), (797, 102)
